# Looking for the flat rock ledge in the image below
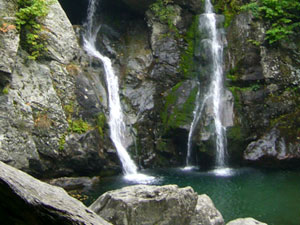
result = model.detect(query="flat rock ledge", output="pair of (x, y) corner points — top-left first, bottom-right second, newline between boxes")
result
(0, 161), (111, 225)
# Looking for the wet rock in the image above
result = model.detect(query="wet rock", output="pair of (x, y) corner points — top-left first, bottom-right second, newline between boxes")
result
(226, 218), (267, 225)
(90, 184), (198, 225)
(0, 161), (112, 225)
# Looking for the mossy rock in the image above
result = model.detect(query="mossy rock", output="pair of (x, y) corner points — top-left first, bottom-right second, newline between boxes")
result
(161, 80), (199, 131)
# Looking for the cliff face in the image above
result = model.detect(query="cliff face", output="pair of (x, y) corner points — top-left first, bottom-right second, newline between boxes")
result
(0, 0), (120, 177)
(0, 0), (299, 178)
(225, 11), (300, 166)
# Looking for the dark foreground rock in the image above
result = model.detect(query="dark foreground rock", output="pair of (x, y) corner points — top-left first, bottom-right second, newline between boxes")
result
(89, 184), (224, 225)
(226, 218), (267, 225)
(0, 161), (111, 225)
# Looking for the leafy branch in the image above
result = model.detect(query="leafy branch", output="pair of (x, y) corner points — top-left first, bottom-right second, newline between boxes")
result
(16, 0), (51, 59)
(241, 0), (300, 44)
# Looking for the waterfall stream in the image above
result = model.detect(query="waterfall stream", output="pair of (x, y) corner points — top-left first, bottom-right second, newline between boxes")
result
(83, 0), (154, 182)
(185, 0), (229, 171)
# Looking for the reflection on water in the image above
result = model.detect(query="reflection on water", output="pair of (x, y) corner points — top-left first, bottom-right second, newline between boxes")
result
(84, 167), (300, 225)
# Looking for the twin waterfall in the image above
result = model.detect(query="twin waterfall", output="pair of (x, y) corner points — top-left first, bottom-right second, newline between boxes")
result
(84, 0), (228, 175)
(186, 0), (228, 170)
(84, 0), (153, 181)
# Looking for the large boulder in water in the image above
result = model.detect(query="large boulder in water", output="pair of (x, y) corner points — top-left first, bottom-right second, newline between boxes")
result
(89, 184), (224, 225)
(0, 161), (112, 225)
(226, 217), (267, 225)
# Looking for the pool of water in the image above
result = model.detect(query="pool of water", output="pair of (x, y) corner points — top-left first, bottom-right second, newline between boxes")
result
(83, 167), (300, 225)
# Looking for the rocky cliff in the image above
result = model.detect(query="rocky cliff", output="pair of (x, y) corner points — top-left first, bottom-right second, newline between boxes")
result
(0, 0), (299, 179)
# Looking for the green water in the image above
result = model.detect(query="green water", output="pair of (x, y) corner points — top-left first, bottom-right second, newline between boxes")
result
(84, 167), (300, 225)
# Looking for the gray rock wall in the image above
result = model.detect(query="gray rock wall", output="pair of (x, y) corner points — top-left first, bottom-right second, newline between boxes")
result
(225, 11), (300, 166)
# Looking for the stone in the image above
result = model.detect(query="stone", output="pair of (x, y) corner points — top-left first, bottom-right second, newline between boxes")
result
(226, 218), (267, 225)
(0, 161), (111, 225)
(42, 0), (79, 64)
(244, 128), (300, 161)
(191, 194), (224, 225)
(89, 184), (198, 225)
(48, 176), (100, 191)
(0, 0), (19, 74)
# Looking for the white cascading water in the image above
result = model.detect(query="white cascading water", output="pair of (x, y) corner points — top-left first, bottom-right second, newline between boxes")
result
(203, 0), (227, 168)
(185, 0), (230, 173)
(83, 0), (154, 181)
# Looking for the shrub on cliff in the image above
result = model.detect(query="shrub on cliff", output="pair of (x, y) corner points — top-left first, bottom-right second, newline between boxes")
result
(241, 0), (300, 44)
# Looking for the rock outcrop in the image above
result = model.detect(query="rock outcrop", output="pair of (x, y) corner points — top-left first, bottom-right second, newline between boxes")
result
(225, 11), (300, 166)
(0, 0), (120, 177)
(226, 218), (267, 225)
(0, 161), (111, 225)
(89, 184), (224, 225)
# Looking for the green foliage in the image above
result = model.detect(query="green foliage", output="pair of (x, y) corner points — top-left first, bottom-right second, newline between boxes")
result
(2, 86), (9, 95)
(241, 0), (300, 44)
(58, 133), (66, 150)
(214, 0), (242, 27)
(15, 0), (51, 59)
(96, 113), (106, 137)
(68, 118), (91, 134)
(150, 0), (178, 31)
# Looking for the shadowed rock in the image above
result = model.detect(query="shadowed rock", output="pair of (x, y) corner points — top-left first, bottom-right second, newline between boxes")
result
(0, 161), (111, 225)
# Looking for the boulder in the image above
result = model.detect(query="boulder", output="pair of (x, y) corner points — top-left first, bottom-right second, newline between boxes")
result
(42, 0), (79, 64)
(244, 128), (300, 161)
(90, 184), (226, 225)
(89, 184), (198, 225)
(0, 161), (111, 225)
(191, 194), (224, 225)
(226, 218), (267, 225)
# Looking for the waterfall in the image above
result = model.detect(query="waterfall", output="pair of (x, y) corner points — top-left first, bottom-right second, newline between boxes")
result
(204, 0), (227, 168)
(185, 0), (228, 170)
(83, 0), (154, 181)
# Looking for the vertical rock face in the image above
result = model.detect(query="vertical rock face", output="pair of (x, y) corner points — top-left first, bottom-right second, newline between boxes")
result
(225, 11), (300, 165)
(0, 0), (120, 177)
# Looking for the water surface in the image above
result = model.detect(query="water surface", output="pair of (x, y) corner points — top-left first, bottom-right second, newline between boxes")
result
(84, 167), (300, 225)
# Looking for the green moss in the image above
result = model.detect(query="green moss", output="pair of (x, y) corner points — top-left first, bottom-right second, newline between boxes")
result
(161, 82), (182, 125)
(96, 112), (106, 137)
(213, 0), (242, 28)
(227, 125), (244, 142)
(58, 133), (66, 150)
(63, 102), (75, 118)
(2, 86), (9, 95)
(179, 16), (199, 79)
(161, 83), (198, 131)
(150, 0), (178, 32)
(270, 108), (300, 143)
(68, 118), (91, 134)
